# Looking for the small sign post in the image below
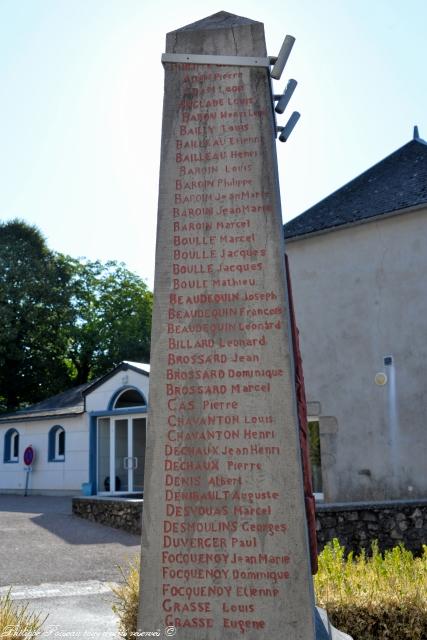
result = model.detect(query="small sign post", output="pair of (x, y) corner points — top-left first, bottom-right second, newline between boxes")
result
(23, 445), (34, 497)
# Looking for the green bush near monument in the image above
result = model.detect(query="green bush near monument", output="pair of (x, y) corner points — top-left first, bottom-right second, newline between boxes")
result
(315, 539), (427, 639)
(113, 541), (427, 639)
(0, 590), (46, 639)
(111, 558), (140, 640)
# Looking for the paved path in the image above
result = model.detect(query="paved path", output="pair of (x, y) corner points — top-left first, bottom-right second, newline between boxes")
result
(0, 495), (140, 638)
(0, 581), (119, 639)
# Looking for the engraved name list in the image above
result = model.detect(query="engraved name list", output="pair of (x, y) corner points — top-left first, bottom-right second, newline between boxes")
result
(157, 62), (292, 635)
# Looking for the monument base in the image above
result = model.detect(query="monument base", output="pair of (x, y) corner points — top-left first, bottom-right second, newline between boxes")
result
(315, 608), (353, 640)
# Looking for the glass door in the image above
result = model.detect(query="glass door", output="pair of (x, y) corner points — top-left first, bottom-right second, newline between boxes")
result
(97, 418), (111, 493)
(132, 418), (146, 493)
(114, 419), (129, 492)
(97, 416), (147, 494)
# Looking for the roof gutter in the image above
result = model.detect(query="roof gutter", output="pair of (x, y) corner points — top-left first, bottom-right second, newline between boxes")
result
(284, 201), (427, 244)
(0, 411), (85, 425)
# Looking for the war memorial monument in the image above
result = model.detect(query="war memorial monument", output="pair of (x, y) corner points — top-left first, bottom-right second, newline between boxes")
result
(139, 12), (352, 640)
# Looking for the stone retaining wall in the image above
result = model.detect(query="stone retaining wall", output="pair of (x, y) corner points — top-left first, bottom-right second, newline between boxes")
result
(72, 497), (143, 535)
(72, 497), (427, 554)
(316, 499), (427, 555)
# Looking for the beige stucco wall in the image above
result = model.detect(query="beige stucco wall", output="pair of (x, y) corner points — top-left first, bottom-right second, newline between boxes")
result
(286, 206), (427, 502)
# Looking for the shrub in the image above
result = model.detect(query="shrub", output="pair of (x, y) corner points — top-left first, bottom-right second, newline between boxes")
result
(0, 590), (46, 639)
(113, 542), (427, 639)
(315, 539), (427, 639)
(111, 556), (140, 638)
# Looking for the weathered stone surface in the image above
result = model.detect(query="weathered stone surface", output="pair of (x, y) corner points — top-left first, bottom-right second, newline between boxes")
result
(72, 497), (142, 535)
(138, 11), (315, 640)
(316, 499), (427, 555)
(72, 497), (427, 558)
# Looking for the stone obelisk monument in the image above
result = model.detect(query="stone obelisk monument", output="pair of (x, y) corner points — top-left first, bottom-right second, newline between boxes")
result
(139, 12), (318, 639)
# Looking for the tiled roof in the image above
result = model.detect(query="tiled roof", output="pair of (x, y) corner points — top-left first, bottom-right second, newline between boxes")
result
(0, 361), (150, 423)
(284, 138), (427, 239)
(0, 383), (91, 423)
(82, 361), (149, 397)
(123, 361), (150, 374)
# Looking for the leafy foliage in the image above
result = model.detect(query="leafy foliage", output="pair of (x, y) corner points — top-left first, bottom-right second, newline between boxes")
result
(0, 220), (73, 410)
(63, 258), (153, 385)
(315, 539), (427, 639)
(113, 543), (427, 639)
(0, 220), (153, 410)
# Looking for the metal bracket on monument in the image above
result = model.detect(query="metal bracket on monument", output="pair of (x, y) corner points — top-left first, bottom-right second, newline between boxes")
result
(161, 53), (272, 68)
(161, 34), (296, 73)
(162, 36), (301, 144)
(269, 36), (300, 142)
(277, 111), (301, 142)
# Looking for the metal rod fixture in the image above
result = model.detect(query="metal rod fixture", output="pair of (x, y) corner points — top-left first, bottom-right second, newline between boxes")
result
(278, 111), (301, 142)
(161, 38), (300, 144)
(161, 53), (271, 67)
(270, 35), (295, 80)
(275, 79), (297, 114)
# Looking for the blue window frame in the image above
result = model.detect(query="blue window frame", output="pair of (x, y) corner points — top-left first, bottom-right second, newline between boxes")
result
(4, 428), (19, 463)
(48, 425), (65, 462)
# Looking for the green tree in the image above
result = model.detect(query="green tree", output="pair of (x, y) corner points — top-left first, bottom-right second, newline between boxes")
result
(0, 221), (153, 410)
(64, 258), (153, 385)
(0, 220), (73, 411)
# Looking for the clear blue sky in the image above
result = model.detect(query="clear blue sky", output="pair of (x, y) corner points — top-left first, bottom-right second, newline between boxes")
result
(1, 0), (426, 288)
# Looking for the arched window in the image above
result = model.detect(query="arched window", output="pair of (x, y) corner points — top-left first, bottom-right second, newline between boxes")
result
(4, 429), (19, 463)
(113, 388), (146, 409)
(48, 425), (65, 462)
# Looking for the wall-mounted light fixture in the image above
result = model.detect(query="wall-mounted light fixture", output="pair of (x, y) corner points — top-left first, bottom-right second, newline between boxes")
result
(374, 372), (388, 386)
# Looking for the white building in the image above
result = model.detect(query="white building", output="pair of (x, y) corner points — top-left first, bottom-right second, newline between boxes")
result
(285, 133), (427, 503)
(0, 361), (149, 496)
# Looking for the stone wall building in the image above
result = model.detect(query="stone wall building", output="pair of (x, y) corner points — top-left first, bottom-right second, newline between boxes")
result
(285, 132), (427, 503)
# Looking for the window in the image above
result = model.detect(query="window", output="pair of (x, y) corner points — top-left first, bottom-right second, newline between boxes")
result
(4, 429), (19, 463)
(48, 425), (65, 462)
(113, 388), (146, 409)
(308, 420), (323, 496)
